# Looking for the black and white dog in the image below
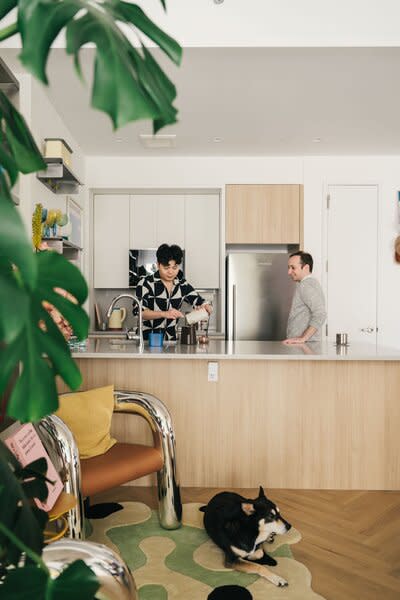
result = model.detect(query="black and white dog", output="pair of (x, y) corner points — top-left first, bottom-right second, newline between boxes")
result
(200, 487), (291, 587)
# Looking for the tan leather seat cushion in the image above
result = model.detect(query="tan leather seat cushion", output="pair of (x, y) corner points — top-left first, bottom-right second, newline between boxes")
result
(81, 443), (163, 497)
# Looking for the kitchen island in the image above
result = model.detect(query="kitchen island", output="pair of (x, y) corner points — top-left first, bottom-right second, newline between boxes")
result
(65, 340), (400, 490)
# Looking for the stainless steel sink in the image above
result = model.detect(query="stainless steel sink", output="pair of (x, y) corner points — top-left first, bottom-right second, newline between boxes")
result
(88, 331), (126, 339)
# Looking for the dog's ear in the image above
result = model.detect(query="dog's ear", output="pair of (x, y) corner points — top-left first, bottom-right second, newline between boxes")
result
(258, 486), (266, 499)
(241, 502), (255, 516)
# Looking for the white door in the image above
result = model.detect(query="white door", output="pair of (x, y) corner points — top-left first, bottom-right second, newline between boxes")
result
(326, 185), (378, 343)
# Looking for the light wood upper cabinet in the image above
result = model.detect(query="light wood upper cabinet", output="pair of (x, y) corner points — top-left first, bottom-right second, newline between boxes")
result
(225, 184), (303, 244)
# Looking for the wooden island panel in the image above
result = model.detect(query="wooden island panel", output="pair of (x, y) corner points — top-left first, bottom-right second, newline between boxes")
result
(64, 358), (400, 490)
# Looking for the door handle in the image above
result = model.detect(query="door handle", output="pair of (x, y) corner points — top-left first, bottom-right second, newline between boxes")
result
(360, 327), (374, 333)
(232, 284), (236, 341)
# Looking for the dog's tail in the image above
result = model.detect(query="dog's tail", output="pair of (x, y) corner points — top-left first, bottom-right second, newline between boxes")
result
(199, 505), (207, 512)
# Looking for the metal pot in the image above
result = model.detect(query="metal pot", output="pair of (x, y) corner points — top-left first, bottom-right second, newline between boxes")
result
(180, 324), (197, 345)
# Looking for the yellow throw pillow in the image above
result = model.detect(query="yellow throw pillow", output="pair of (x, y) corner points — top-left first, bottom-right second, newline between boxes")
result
(56, 385), (117, 459)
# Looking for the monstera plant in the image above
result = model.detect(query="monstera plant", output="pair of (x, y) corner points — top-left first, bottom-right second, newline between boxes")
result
(0, 1), (181, 597)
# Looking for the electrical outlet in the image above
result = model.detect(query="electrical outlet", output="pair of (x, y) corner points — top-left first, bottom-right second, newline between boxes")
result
(208, 361), (218, 382)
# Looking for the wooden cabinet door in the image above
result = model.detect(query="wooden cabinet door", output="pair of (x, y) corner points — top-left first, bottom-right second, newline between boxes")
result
(93, 194), (130, 288)
(225, 184), (302, 244)
(184, 194), (220, 288)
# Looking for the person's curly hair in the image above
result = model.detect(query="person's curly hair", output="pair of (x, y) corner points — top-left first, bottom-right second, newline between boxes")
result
(156, 244), (183, 266)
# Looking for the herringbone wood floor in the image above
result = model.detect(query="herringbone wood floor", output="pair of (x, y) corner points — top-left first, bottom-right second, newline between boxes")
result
(93, 487), (400, 600)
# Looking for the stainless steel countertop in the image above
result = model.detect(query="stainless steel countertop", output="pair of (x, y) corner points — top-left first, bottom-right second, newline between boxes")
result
(71, 339), (400, 361)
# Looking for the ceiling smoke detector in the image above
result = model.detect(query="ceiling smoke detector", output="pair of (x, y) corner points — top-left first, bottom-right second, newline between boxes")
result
(139, 134), (177, 149)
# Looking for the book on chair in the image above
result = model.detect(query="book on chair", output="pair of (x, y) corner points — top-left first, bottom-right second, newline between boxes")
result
(0, 422), (63, 511)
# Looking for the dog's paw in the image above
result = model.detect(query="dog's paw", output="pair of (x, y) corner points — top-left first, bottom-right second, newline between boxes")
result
(270, 574), (288, 587)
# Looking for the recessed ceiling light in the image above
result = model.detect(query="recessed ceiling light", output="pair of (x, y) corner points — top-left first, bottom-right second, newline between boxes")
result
(213, 137), (223, 143)
(312, 137), (322, 143)
(139, 134), (177, 149)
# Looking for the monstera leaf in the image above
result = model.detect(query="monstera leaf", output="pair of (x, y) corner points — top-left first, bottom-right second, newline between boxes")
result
(17, 0), (182, 132)
(0, 445), (47, 568)
(0, 91), (45, 287)
(0, 445), (100, 599)
(1, 560), (100, 600)
(0, 0), (17, 21)
(1, 251), (89, 422)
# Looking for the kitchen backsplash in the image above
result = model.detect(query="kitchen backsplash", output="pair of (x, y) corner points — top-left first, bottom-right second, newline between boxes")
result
(92, 288), (220, 333)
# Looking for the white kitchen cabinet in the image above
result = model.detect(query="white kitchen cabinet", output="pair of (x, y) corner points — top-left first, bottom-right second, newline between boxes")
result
(93, 194), (130, 288)
(184, 194), (220, 288)
(129, 194), (184, 248)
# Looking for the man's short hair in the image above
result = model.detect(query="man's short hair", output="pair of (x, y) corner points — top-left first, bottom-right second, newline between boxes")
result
(156, 244), (183, 266)
(289, 251), (313, 273)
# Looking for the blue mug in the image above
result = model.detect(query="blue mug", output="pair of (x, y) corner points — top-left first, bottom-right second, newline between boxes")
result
(148, 332), (164, 347)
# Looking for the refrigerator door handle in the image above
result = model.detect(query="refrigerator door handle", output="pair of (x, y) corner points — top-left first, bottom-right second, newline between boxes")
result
(232, 284), (236, 341)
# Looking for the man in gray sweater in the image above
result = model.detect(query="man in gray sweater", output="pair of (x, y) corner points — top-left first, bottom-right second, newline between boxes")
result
(283, 251), (326, 344)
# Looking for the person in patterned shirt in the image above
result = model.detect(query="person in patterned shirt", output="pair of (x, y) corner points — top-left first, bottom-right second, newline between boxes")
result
(135, 244), (212, 341)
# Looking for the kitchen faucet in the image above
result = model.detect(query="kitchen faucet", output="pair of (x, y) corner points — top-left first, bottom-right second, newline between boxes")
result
(106, 294), (144, 352)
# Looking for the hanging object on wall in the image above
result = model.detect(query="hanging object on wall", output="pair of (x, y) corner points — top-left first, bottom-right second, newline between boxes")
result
(395, 192), (400, 263)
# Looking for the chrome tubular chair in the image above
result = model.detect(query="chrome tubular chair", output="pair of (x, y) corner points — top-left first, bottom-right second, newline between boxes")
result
(37, 390), (182, 539)
(42, 539), (138, 600)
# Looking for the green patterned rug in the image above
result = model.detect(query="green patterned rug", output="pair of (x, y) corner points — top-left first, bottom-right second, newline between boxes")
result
(89, 502), (326, 599)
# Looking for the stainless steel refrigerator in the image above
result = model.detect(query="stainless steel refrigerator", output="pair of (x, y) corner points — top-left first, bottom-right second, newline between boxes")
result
(226, 252), (295, 341)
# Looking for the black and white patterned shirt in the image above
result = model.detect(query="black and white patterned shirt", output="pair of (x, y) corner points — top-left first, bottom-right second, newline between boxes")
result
(135, 270), (206, 340)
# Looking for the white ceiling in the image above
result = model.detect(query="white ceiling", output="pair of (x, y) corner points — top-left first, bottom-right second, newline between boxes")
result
(3, 46), (400, 157)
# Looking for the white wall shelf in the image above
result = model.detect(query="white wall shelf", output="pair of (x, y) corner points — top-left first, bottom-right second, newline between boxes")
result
(42, 237), (82, 264)
(37, 158), (82, 194)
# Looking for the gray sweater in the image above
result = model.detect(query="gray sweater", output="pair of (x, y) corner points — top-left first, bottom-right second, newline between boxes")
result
(287, 276), (327, 340)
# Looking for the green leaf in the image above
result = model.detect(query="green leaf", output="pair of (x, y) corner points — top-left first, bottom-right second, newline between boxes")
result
(0, 268), (29, 343)
(36, 250), (88, 305)
(66, 12), (159, 129)
(0, 445), (46, 567)
(65, 0), (180, 130)
(16, 457), (50, 480)
(18, 0), (79, 84)
(0, 91), (46, 175)
(0, 165), (13, 202)
(16, 1), (180, 132)
(4, 252), (88, 422)
(0, 0), (18, 21)
(7, 338), (59, 422)
(135, 45), (178, 132)
(0, 332), (24, 398)
(115, 2), (182, 65)
(22, 477), (49, 502)
(0, 565), (48, 599)
(0, 194), (37, 290)
(0, 136), (18, 186)
(47, 560), (100, 600)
